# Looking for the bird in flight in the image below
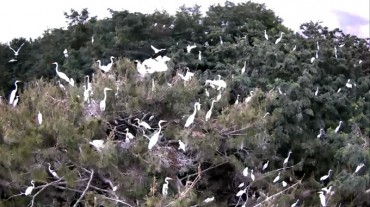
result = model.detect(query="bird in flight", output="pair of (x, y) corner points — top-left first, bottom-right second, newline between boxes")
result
(8, 42), (25, 57)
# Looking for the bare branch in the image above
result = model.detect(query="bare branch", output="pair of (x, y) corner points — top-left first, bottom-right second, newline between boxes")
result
(73, 169), (94, 207)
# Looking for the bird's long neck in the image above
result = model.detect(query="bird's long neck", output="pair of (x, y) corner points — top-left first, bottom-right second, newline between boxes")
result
(192, 104), (198, 115)
(55, 64), (59, 73)
(110, 57), (114, 64)
(210, 101), (215, 110)
(103, 90), (108, 101)
(14, 82), (18, 90)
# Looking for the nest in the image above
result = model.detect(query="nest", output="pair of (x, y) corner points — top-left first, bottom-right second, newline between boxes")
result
(150, 146), (194, 172)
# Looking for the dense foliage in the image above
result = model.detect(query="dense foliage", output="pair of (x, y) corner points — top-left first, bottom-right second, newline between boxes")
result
(0, 1), (369, 206)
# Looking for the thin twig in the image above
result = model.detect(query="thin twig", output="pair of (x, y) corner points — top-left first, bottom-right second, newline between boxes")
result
(100, 195), (134, 207)
(30, 178), (63, 207)
(73, 169), (94, 207)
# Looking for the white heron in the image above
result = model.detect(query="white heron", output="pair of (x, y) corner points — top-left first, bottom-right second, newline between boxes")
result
(264, 30), (268, 40)
(334, 46), (338, 59)
(205, 100), (217, 121)
(89, 140), (105, 152)
(91, 35), (94, 44)
(63, 48), (68, 58)
(244, 91), (254, 103)
(292, 45), (297, 52)
(273, 172), (281, 183)
(234, 94), (240, 105)
(216, 91), (222, 102)
(198, 51), (202, 61)
(236, 188), (246, 197)
(334, 121), (343, 133)
(9, 42), (25, 57)
(315, 87), (319, 96)
(178, 140), (186, 152)
(205, 88), (209, 97)
(97, 56), (115, 73)
(282, 181), (288, 187)
(99, 87), (112, 112)
(184, 102), (201, 128)
(339, 43), (345, 47)
(317, 41), (320, 51)
(250, 170), (255, 181)
(13, 96), (19, 107)
(83, 85), (90, 103)
(310, 57), (316, 63)
(162, 177), (172, 197)
(219, 36), (223, 45)
(262, 160), (269, 171)
(57, 81), (65, 91)
(134, 118), (152, 130)
(8, 80), (21, 105)
(52, 62), (72, 85)
(238, 182), (245, 188)
(37, 111), (42, 125)
(317, 128), (325, 139)
(9, 58), (17, 62)
(47, 163), (60, 179)
(242, 167), (249, 177)
(318, 191), (326, 206)
(148, 120), (167, 149)
(241, 61), (246, 75)
(345, 79), (352, 88)
(204, 196), (215, 203)
(24, 180), (35, 196)
(186, 44), (196, 53)
(354, 163), (365, 174)
(150, 45), (166, 54)
(275, 32), (284, 44)
(125, 128), (135, 142)
(320, 169), (333, 181)
(316, 50), (319, 59)
(283, 151), (292, 168)
(291, 199), (299, 207)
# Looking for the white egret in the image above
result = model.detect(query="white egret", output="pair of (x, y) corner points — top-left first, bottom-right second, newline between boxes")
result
(125, 128), (135, 142)
(13, 96), (19, 107)
(320, 169), (333, 181)
(262, 160), (269, 171)
(315, 87), (319, 96)
(150, 45), (166, 54)
(198, 51), (202, 61)
(186, 44), (196, 53)
(162, 177), (172, 197)
(97, 56), (115, 73)
(282, 181), (287, 187)
(291, 199), (299, 207)
(317, 41), (320, 51)
(9, 58), (17, 62)
(8, 80), (21, 105)
(334, 46), (338, 59)
(318, 191), (326, 206)
(37, 111), (42, 125)
(275, 32), (284, 44)
(184, 102), (201, 128)
(148, 120), (167, 149)
(205, 100), (217, 121)
(219, 36), (223, 45)
(47, 163), (60, 179)
(57, 81), (65, 91)
(99, 87), (112, 112)
(204, 196), (215, 203)
(354, 163), (365, 174)
(264, 30), (268, 40)
(238, 182), (245, 188)
(52, 62), (72, 85)
(134, 118), (152, 130)
(234, 94), (240, 105)
(273, 172), (281, 183)
(236, 188), (246, 197)
(241, 61), (246, 75)
(283, 151), (292, 168)
(63, 48), (68, 58)
(178, 140), (186, 152)
(292, 45), (297, 52)
(334, 121), (343, 133)
(89, 140), (105, 152)
(83, 85), (90, 103)
(24, 180), (35, 196)
(337, 88), (342, 93)
(345, 79), (352, 88)
(316, 50), (319, 59)
(317, 128), (325, 139)
(244, 91), (254, 103)
(310, 57), (316, 63)
(242, 167), (249, 177)
(9, 42), (25, 57)
(91, 35), (94, 44)
(359, 60), (363, 64)
(250, 170), (255, 181)
(339, 43), (345, 47)
(205, 88), (209, 97)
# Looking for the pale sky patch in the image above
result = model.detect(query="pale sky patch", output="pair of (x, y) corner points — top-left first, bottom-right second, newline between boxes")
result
(0, 0), (368, 43)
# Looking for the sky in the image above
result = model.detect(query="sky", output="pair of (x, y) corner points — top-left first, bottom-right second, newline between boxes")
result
(0, 0), (368, 43)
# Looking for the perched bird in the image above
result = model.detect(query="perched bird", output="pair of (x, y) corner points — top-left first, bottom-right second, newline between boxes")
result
(135, 118), (152, 130)
(345, 79), (352, 88)
(318, 191), (326, 206)
(236, 188), (247, 197)
(47, 163), (60, 179)
(250, 170), (255, 181)
(234, 94), (240, 105)
(150, 45), (166, 54)
(283, 151), (292, 168)
(282, 181), (288, 187)
(89, 140), (105, 152)
(100, 87), (112, 111)
(125, 128), (135, 142)
(198, 51), (202, 61)
(205, 88), (209, 97)
(262, 160), (269, 171)
(184, 102), (201, 128)
(242, 167), (249, 177)
(273, 172), (281, 183)
(204, 196), (215, 203)
(8, 58), (17, 62)
(178, 140), (186, 152)
(148, 120), (167, 149)
(205, 100), (217, 121)
(63, 48), (68, 58)
(186, 44), (196, 53)
(37, 111), (42, 125)
(292, 45), (297, 52)
(315, 87), (319, 96)
(275, 32), (284, 44)
(291, 199), (299, 207)
(162, 177), (172, 197)
(334, 121), (343, 133)
(8, 80), (21, 105)
(334, 46), (338, 59)
(24, 180), (35, 196)
(241, 61), (246, 75)
(354, 163), (365, 174)
(320, 169), (333, 181)
(264, 30), (269, 40)
(52, 62), (73, 86)
(97, 56), (115, 73)
(317, 128), (325, 139)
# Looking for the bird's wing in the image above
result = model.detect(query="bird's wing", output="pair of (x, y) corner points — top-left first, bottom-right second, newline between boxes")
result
(151, 45), (158, 52)
(8, 45), (16, 53)
(17, 43), (25, 52)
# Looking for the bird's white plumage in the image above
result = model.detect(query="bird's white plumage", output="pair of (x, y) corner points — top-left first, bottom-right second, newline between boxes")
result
(162, 177), (172, 197)
(13, 96), (19, 107)
(184, 102), (200, 128)
(354, 163), (365, 174)
(8, 80), (20, 105)
(204, 196), (215, 203)
(24, 180), (35, 196)
(148, 120), (166, 149)
(275, 32), (284, 44)
(37, 111), (42, 125)
(320, 169), (333, 181)
(262, 160), (269, 171)
(242, 167), (249, 177)
(273, 172), (281, 183)
(100, 87), (112, 111)
(178, 140), (186, 152)
(89, 140), (105, 151)
(205, 100), (217, 121)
